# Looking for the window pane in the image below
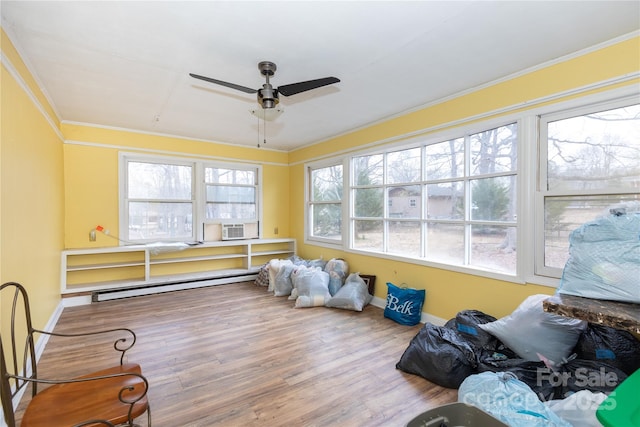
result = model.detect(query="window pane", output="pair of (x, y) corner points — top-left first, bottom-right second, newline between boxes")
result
(387, 148), (421, 184)
(312, 165), (343, 201)
(425, 138), (464, 180)
(547, 104), (640, 191)
(128, 162), (192, 199)
(354, 188), (384, 218)
(388, 221), (421, 257)
(206, 185), (256, 220)
(353, 220), (383, 252)
(471, 176), (516, 221)
(426, 182), (463, 220)
(205, 168), (255, 185)
(206, 202), (256, 220)
(353, 154), (383, 185)
(426, 222), (464, 265)
(388, 185), (421, 219)
(128, 202), (193, 240)
(470, 123), (517, 176)
(312, 203), (342, 239)
(206, 186), (255, 203)
(470, 225), (516, 274)
(543, 194), (640, 269)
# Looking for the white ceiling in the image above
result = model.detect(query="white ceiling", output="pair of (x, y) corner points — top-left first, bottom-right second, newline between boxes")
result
(2, 1), (639, 151)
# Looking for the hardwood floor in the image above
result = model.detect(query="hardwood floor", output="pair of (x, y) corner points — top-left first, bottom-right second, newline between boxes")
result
(15, 282), (457, 426)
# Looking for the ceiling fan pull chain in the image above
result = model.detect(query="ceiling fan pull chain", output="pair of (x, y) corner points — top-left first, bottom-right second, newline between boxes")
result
(257, 114), (261, 148)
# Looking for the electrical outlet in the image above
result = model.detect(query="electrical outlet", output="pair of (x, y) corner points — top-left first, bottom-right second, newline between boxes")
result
(274, 227), (278, 235)
(89, 230), (96, 241)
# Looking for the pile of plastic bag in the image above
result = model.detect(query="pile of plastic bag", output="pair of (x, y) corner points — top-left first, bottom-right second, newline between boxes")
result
(396, 294), (639, 398)
(257, 256), (373, 312)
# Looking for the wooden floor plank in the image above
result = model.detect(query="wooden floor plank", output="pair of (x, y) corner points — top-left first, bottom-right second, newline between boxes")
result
(14, 282), (457, 426)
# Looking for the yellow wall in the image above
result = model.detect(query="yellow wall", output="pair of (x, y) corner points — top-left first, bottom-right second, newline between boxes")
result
(289, 36), (640, 320)
(1, 22), (638, 329)
(1, 29), (64, 334)
(61, 123), (290, 248)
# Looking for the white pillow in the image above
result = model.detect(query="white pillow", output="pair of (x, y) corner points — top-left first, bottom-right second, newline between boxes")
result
(478, 294), (586, 364)
(326, 273), (372, 311)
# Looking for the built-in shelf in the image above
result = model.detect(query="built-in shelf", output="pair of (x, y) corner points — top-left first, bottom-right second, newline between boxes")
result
(61, 238), (295, 296)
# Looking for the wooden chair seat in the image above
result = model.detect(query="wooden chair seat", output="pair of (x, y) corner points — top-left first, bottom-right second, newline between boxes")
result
(20, 363), (149, 427)
(1, 282), (151, 427)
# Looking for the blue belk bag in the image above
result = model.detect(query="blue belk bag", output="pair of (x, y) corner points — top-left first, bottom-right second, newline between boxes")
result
(384, 282), (425, 326)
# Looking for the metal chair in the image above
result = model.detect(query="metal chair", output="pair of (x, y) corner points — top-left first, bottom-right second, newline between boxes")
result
(1, 282), (151, 427)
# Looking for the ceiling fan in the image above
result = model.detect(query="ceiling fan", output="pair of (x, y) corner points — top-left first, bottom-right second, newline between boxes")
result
(189, 61), (340, 110)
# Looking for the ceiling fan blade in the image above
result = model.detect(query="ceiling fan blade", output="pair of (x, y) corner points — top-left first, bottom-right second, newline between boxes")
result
(277, 77), (340, 97)
(189, 73), (257, 94)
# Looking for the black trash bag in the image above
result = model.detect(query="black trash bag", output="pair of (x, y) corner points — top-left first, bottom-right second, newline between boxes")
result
(396, 323), (477, 389)
(573, 323), (640, 376)
(556, 358), (628, 397)
(451, 310), (499, 352)
(444, 318), (456, 329)
(477, 350), (559, 401)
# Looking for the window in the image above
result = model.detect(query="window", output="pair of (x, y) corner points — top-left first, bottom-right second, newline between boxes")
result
(308, 163), (343, 241)
(304, 89), (638, 285)
(537, 101), (640, 278)
(350, 124), (518, 275)
(205, 167), (257, 220)
(121, 155), (260, 243)
(125, 159), (194, 241)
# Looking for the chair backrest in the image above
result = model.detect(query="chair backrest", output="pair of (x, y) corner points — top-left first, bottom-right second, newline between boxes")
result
(1, 282), (39, 427)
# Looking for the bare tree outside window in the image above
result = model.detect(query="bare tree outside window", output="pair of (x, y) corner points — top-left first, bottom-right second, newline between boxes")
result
(348, 123), (518, 275)
(310, 164), (343, 239)
(542, 103), (640, 272)
(127, 161), (193, 240)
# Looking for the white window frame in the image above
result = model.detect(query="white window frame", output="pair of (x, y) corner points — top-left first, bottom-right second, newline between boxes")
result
(348, 119), (520, 280)
(535, 96), (640, 279)
(302, 85), (639, 287)
(120, 153), (262, 243)
(305, 158), (347, 247)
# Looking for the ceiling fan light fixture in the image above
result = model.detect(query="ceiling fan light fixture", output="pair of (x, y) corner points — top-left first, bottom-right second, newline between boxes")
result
(250, 107), (284, 121)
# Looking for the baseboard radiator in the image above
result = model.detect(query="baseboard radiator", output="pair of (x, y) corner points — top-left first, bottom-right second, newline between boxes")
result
(91, 273), (258, 302)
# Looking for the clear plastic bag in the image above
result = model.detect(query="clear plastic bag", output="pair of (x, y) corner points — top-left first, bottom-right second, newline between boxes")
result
(459, 371), (572, 427)
(558, 213), (640, 303)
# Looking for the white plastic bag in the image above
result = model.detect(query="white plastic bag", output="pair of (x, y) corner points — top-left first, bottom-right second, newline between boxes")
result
(545, 390), (607, 427)
(478, 294), (586, 364)
(291, 266), (331, 308)
(459, 371), (572, 427)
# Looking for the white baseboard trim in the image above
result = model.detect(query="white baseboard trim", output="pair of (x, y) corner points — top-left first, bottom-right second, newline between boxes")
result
(93, 274), (258, 302)
(370, 296), (447, 326)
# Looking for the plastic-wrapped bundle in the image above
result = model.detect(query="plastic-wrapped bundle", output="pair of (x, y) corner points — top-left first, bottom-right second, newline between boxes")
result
(267, 259), (292, 292)
(459, 371), (572, 427)
(558, 213), (640, 303)
(273, 263), (296, 296)
(325, 273), (372, 311)
(291, 266), (331, 308)
(324, 258), (349, 296)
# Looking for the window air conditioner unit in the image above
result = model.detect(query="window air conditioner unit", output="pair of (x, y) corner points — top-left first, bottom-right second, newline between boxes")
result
(221, 223), (246, 240)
